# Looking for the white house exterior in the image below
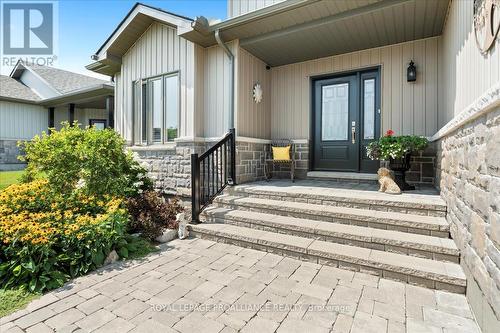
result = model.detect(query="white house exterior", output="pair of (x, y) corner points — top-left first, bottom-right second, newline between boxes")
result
(0, 62), (115, 170)
(88, 1), (500, 331)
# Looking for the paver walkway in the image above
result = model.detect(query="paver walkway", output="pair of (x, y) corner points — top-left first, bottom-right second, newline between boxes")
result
(1, 238), (480, 333)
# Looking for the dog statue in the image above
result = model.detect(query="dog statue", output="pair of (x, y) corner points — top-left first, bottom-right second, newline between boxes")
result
(177, 212), (189, 239)
(377, 167), (401, 194)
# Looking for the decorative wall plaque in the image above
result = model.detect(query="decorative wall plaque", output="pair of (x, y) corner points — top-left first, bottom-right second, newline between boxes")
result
(253, 83), (263, 104)
(474, 0), (500, 53)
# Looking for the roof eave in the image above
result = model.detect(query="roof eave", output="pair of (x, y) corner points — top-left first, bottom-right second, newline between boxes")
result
(0, 96), (40, 105)
(179, 0), (317, 46)
(40, 84), (114, 106)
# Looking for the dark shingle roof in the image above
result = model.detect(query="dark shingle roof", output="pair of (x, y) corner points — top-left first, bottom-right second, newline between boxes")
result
(0, 75), (41, 101)
(25, 63), (109, 94)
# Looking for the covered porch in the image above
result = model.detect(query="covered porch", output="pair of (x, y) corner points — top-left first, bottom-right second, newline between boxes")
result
(41, 86), (115, 131)
(182, 0), (447, 185)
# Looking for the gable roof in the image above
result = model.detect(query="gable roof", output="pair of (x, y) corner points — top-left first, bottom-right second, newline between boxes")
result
(2, 61), (114, 106)
(87, 3), (193, 76)
(25, 63), (108, 94)
(0, 75), (41, 103)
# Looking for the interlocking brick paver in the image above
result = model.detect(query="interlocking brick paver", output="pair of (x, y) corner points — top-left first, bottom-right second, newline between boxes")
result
(77, 294), (114, 315)
(351, 311), (387, 333)
(14, 307), (56, 329)
(2, 239), (480, 333)
(277, 318), (330, 333)
(45, 308), (85, 330)
(113, 299), (149, 319)
(241, 317), (279, 333)
(75, 308), (116, 331)
(173, 311), (224, 333)
(25, 322), (53, 333)
(130, 319), (177, 333)
(94, 317), (135, 333)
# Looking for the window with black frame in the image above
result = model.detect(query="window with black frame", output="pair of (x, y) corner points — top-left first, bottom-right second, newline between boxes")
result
(133, 73), (179, 145)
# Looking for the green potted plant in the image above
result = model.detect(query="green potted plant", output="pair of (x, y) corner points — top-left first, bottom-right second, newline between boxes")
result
(367, 130), (428, 191)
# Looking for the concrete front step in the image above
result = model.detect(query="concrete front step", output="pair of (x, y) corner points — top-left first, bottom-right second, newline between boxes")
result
(214, 195), (450, 238)
(228, 182), (447, 217)
(189, 223), (466, 293)
(201, 207), (459, 263)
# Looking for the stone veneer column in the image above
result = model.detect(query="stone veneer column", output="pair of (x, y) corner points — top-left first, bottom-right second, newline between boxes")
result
(435, 104), (500, 332)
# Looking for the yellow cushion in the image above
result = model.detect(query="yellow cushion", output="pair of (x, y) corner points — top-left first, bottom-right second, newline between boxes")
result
(272, 145), (291, 161)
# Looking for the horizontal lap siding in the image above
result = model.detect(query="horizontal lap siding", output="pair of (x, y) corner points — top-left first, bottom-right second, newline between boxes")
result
(117, 22), (197, 143)
(439, 0), (500, 127)
(271, 37), (440, 139)
(0, 101), (47, 140)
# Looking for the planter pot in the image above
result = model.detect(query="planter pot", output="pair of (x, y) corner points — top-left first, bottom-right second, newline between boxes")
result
(388, 153), (415, 191)
(155, 229), (178, 243)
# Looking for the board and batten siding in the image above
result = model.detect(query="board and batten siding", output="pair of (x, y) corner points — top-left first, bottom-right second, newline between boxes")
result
(53, 107), (107, 130)
(227, 0), (285, 18)
(438, 0), (500, 127)
(115, 22), (199, 143)
(270, 37), (440, 139)
(0, 101), (47, 140)
(200, 42), (237, 138)
(200, 42), (272, 139)
(237, 47), (271, 139)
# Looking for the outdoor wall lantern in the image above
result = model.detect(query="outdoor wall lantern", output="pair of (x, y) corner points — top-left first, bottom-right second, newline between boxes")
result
(407, 61), (417, 82)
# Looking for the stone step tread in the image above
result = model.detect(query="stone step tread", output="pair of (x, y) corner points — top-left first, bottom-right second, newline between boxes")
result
(202, 207), (458, 255)
(231, 183), (446, 211)
(215, 195), (449, 231)
(190, 223), (466, 287)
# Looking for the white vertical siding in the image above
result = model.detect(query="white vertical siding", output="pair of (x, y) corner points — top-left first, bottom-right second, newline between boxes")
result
(202, 42), (236, 137)
(237, 47), (271, 139)
(228, 0), (285, 18)
(438, 0), (500, 127)
(0, 101), (47, 140)
(116, 22), (198, 143)
(270, 37), (440, 139)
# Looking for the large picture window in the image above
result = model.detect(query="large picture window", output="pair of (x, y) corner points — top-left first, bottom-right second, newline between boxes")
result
(133, 73), (179, 145)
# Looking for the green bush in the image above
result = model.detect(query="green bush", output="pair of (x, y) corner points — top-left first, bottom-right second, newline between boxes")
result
(367, 130), (428, 160)
(19, 122), (152, 198)
(127, 191), (183, 240)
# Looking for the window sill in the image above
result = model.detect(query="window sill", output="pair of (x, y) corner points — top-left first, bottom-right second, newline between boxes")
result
(128, 143), (176, 151)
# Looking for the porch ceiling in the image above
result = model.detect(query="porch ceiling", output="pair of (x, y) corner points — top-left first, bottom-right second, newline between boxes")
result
(184, 0), (450, 67)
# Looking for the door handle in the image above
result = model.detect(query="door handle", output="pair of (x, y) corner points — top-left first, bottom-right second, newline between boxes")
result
(351, 126), (356, 144)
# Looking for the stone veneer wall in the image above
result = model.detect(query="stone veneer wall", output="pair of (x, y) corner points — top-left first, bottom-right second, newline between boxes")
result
(268, 141), (309, 180)
(130, 141), (207, 197)
(235, 141), (268, 184)
(0, 140), (26, 171)
(435, 104), (500, 332)
(380, 146), (437, 186)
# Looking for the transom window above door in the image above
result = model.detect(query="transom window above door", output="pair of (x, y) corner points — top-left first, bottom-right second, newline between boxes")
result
(133, 73), (179, 145)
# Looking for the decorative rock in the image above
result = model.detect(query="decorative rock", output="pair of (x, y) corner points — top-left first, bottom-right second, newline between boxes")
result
(104, 250), (119, 265)
(155, 229), (178, 243)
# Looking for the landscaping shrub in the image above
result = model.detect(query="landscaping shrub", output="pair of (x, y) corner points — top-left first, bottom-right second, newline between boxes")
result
(19, 122), (152, 198)
(127, 191), (183, 240)
(0, 180), (130, 292)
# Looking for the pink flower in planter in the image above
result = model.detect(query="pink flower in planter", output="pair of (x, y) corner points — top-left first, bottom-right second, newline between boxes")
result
(385, 129), (394, 137)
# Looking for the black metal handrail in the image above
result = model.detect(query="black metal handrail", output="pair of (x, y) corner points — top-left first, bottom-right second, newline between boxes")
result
(191, 128), (236, 222)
